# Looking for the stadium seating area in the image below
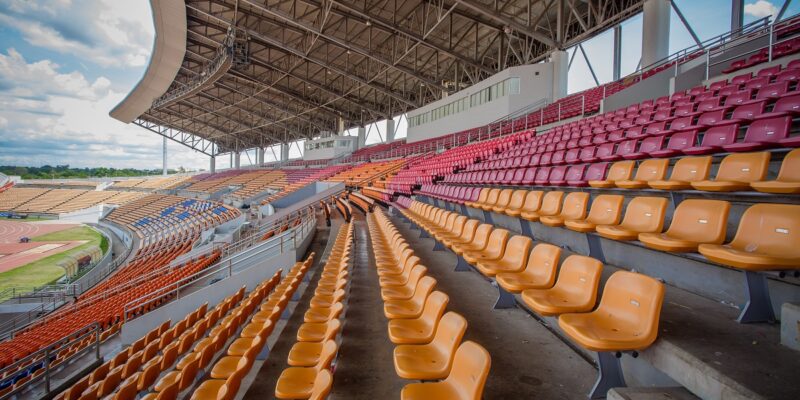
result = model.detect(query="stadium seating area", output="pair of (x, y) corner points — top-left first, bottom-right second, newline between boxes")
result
(0, 188), (147, 214)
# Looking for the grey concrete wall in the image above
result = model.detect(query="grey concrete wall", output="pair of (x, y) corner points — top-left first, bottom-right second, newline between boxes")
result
(601, 68), (673, 113)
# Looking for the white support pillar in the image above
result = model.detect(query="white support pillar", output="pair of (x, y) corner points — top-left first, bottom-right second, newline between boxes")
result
(257, 148), (264, 165)
(234, 151), (241, 169)
(229, 152), (233, 169)
(613, 25), (622, 81)
(731, 0), (744, 34)
(551, 50), (569, 101)
(162, 136), (168, 176)
(337, 117), (345, 134)
(386, 119), (396, 142)
(641, 0), (671, 69)
(357, 126), (366, 149)
(280, 143), (289, 161)
(209, 155), (216, 173)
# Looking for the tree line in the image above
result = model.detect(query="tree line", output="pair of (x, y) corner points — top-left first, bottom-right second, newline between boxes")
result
(0, 165), (187, 179)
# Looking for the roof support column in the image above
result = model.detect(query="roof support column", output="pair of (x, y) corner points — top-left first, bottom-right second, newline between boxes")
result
(386, 119), (396, 142)
(641, 0), (671, 69)
(162, 136), (168, 176)
(731, 0), (744, 34)
(234, 151), (241, 169)
(551, 50), (569, 101)
(337, 117), (345, 134)
(357, 126), (366, 149)
(613, 25), (622, 81)
(257, 148), (264, 165)
(280, 143), (289, 161)
(210, 155), (216, 173)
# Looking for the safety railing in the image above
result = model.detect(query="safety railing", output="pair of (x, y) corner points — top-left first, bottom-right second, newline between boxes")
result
(0, 323), (102, 400)
(705, 16), (798, 80)
(122, 213), (315, 323)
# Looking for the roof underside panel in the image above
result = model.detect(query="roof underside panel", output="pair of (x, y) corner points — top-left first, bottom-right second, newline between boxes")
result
(134, 0), (644, 153)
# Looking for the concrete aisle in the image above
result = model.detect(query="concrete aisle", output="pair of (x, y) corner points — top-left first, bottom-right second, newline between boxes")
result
(389, 210), (596, 399)
(327, 213), (406, 399)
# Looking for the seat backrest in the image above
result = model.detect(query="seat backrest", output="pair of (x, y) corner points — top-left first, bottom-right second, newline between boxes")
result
(458, 219), (480, 243)
(446, 341), (492, 400)
(524, 244), (561, 287)
(502, 235), (533, 267)
(521, 191), (544, 212)
(308, 369), (333, 400)
(449, 216), (468, 237)
(552, 255), (603, 306)
(484, 189), (501, 205)
(665, 129), (697, 151)
(619, 197), (668, 233)
(699, 124), (737, 147)
(432, 312), (468, 370)
(539, 191), (564, 216)
(594, 271), (665, 349)
(668, 156), (711, 182)
(475, 189), (490, 204)
(728, 204), (800, 257)
(665, 199), (730, 244)
(315, 340), (339, 371)
(495, 189), (513, 207)
(715, 152), (770, 182)
(585, 162), (609, 181)
(606, 161), (635, 181)
(777, 148), (800, 181)
(586, 195), (624, 225)
(743, 115), (791, 143)
(506, 190), (528, 210)
(422, 291), (449, 323)
(484, 229), (510, 259)
(632, 159), (669, 182)
(560, 192), (589, 220)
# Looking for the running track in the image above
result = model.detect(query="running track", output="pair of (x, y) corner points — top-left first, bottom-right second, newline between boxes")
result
(0, 220), (79, 273)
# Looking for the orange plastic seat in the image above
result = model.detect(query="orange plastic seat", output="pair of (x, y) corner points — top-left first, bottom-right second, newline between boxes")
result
(400, 341), (491, 400)
(639, 199), (730, 253)
(649, 156), (712, 190)
(450, 224), (493, 256)
(751, 148), (800, 193)
(540, 192), (590, 227)
(309, 370), (333, 400)
(615, 159), (670, 189)
(393, 312), (467, 380)
(490, 189), (514, 213)
(521, 191), (563, 222)
(698, 203), (800, 270)
(275, 340), (338, 399)
(440, 219), (478, 248)
(559, 270), (664, 352)
(495, 244), (562, 292)
(474, 235), (532, 276)
(209, 338), (260, 379)
(521, 255), (603, 316)
(434, 216), (467, 242)
(477, 189), (501, 211)
(384, 277), (437, 319)
(563, 195), (624, 233)
(388, 291), (449, 345)
(380, 265), (427, 301)
(462, 228), (509, 265)
(190, 357), (249, 400)
(464, 188), (490, 208)
(589, 161), (634, 188)
(691, 152), (770, 192)
(500, 190), (530, 217)
(595, 197), (668, 241)
(287, 320), (341, 367)
(512, 191), (543, 219)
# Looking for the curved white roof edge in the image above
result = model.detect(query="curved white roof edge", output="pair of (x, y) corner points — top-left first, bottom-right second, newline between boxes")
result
(110, 0), (187, 123)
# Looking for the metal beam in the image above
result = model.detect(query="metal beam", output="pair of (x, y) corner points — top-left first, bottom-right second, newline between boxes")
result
(670, 0), (703, 49)
(452, 0), (557, 47)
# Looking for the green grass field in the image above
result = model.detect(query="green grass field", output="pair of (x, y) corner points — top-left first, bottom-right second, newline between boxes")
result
(0, 226), (107, 300)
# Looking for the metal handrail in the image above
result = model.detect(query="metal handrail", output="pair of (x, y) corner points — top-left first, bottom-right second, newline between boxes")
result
(122, 214), (315, 322)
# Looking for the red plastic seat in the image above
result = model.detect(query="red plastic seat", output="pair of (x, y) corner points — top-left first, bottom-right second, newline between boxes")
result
(683, 124), (738, 155)
(649, 130), (698, 158)
(624, 136), (664, 160)
(723, 115), (792, 152)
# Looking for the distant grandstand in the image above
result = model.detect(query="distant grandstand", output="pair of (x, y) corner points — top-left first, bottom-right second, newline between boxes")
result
(1, 1), (800, 400)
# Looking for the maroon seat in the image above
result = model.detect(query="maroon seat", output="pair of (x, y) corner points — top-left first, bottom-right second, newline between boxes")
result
(607, 129), (627, 142)
(669, 116), (694, 131)
(582, 162), (610, 183)
(615, 139), (639, 159)
(564, 148), (580, 164)
(521, 167), (537, 185)
(731, 72), (752, 85)
(755, 81), (790, 100)
(500, 169), (516, 185)
(683, 124), (739, 155)
(644, 121), (671, 137)
(673, 103), (698, 118)
(649, 129), (698, 157)
(744, 76), (770, 90)
(775, 68), (800, 83)
(756, 65), (781, 78)
(548, 166), (569, 186)
(534, 167), (552, 185)
(723, 115), (792, 152)
(509, 168), (526, 185)
(551, 150), (566, 165)
(724, 89), (755, 107)
(563, 165), (588, 187)
(624, 135), (665, 160)
(755, 93), (800, 120)
(727, 101), (766, 124)
(592, 133), (609, 145)
(488, 170), (500, 184)
(579, 146), (598, 163)
(539, 152), (553, 166)
(596, 143), (619, 161)
(623, 126), (647, 140)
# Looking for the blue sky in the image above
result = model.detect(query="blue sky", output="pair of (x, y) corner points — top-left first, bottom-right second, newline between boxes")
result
(0, 0), (795, 171)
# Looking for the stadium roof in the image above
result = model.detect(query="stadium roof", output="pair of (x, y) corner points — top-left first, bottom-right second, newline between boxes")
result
(113, 0), (644, 155)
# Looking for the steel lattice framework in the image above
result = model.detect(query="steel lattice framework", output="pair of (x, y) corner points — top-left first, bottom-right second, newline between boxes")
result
(139, 0), (644, 154)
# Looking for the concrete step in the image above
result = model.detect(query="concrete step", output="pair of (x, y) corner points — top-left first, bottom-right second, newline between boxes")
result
(608, 387), (699, 400)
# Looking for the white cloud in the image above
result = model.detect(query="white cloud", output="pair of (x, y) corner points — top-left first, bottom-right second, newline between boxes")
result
(0, 49), (208, 170)
(744, 0), (779, 19)
(0, 0), (154, 68)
